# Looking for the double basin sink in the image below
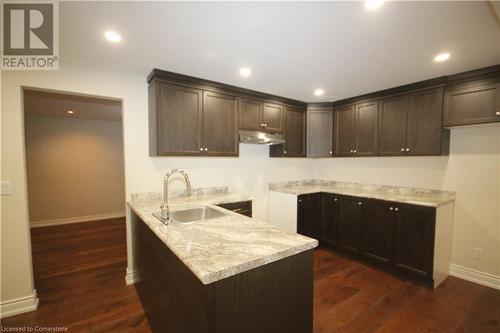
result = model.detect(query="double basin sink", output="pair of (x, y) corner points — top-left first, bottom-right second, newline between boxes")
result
(153, 206), (228, 224)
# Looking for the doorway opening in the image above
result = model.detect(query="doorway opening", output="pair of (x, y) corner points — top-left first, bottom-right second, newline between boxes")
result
(17, 89), (145, 328)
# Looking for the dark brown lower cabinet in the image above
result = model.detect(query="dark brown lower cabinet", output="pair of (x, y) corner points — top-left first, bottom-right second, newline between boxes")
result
(297, 193), (322, 240)
(362, 200), (395, 264)
(393, 204), (435, 279)
(297, 193), (436, 286)
(322, 193), (339, 246)
(133, 212), (313, 333)
(337, 196), (365, 254)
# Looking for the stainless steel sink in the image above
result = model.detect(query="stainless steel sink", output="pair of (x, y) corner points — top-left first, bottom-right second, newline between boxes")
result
(153, 206), (228, 224)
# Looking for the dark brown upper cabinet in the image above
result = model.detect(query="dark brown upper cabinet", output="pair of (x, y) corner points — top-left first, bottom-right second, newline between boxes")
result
(148, 69), (306, 157)
(333, 105), (355, 156)
(334, 102), (377, 157)
(378, 88), (448, 156)
(270, 106), (306, 157)
(262, 103), (284, 133)
(239, 99), (284, 133)
(444, 77), (500, 126)
(149, 81), (203, 156)
(306, 107), (333, 157)
(239, 98), (262, 131)
(378, 95), (409, 156)
(202, 91), (239, 156)
(407, 88), (448, 156)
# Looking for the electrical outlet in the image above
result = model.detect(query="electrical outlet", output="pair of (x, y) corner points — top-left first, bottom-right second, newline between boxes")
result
(473, 248), (483, 260)
(1, 180), (12, 195)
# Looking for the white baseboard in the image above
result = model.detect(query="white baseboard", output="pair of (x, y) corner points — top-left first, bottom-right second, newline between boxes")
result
(0, 289), (39, 318)
(125, 269), (137, 285)
(30, 212), (125, 228)
(449, 264), (500, 290)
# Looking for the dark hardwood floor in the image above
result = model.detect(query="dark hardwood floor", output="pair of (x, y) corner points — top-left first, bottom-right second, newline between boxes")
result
(2, 220), (499, 332)
(1, 218), (150, 332)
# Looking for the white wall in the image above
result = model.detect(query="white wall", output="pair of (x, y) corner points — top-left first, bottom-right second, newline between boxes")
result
(0, 65), (314, 309)
(314, 124), (500, 277)
(25, 115), (125, 224)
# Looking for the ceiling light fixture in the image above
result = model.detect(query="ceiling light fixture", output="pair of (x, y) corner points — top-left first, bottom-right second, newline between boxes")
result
(104, 31), (122, 43)
(66, 110), (75, 115)
(434, 52), (450, 62)
(365, 0), (384, 10)
(314, 89), (324, 97)
(239, 67), (251, 78)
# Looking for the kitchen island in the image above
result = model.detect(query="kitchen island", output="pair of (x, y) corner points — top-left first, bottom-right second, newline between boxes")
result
(128, 189), (318, 333)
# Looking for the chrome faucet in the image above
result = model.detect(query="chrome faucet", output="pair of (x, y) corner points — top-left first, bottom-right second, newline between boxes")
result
(160, 169), (192, 222)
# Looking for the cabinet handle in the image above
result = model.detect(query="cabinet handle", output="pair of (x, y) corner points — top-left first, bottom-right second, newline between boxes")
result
(350, 150), (353, 154)
(353, 149), (357, 154)
(264, 123), (268, 127)
(260, 123), (264, 127)
(284, 150), (288, 154)
(334, 198), (338, 202)
(357, 202), (362, 206)
(204, 148), (208, 152)
(298, 199), (302, 203)
(401, 148), (405, 152)
(329, 150), (333, 155)
(389, 207), (394, 211)
(394, 207), (399, 212)
(405, 148), (410, 152)
(199, 148), (204, 152)
(496, 111), (500, 116)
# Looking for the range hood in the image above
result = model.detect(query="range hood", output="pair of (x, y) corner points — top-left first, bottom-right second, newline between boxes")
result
(239, 130), (285, 145)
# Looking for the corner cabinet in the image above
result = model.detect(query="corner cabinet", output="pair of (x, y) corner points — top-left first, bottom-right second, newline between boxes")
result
(306, 106), (333, 157)
(270, 106), (306, 157)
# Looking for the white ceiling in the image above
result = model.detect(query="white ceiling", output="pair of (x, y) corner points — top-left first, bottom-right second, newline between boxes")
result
(60, 1), (500, 102)
(24, 89), (122, 121)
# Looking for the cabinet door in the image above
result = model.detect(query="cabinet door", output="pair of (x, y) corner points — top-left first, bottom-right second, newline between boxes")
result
(283, 107), (306, 157)
(407, 88), (446, 155)
(239, 98), (262, 131)
(306, 108), (333, 157)
(393, 204), (435, 278)
(338, 196), (365, 254)
(322, 193), (339, 246)
(378, 95), (408, 156)
(444, 78), (500, 126)
(263, 103), (283, 133)
(296, 193), (321, 239)
(355, 101), (378, 156)
(362, 200), (395, 264)
(153, 82), (203, 156)
(202, 91), (239, 156)
(334, 105), (355, 157)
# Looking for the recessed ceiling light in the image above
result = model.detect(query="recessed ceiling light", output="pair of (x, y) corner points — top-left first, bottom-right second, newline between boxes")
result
(239, 67), (251, 78)
(66, 110), (75, 114)
(434, 52), (450, 62)
(365, 0), (384, 11)
(104, 31), (122, 43)
(314, 89), (324, 96)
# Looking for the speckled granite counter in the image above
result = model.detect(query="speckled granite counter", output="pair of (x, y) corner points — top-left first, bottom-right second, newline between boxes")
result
(269, 180), (455, 207)
(128, 187), (318, 285)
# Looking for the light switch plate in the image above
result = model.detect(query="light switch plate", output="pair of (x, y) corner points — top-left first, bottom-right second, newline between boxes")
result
(1, 180), (12, 195)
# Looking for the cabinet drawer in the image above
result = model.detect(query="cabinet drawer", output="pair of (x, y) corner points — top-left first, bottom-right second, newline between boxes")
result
(216, 201), (252, 217)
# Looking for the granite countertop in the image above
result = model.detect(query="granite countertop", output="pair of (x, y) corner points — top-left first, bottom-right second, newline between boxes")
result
(269, 180), (455, 207)
(128, 187), (318, 285)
